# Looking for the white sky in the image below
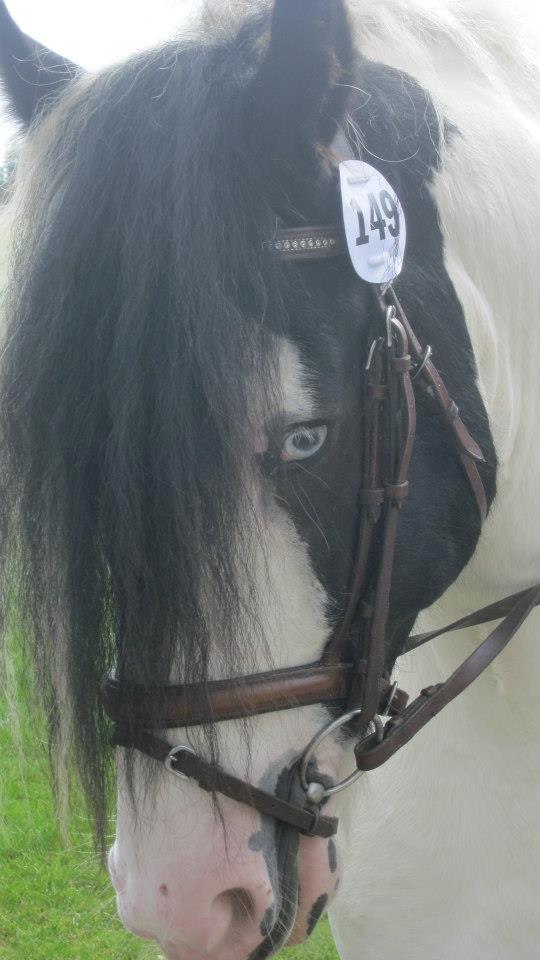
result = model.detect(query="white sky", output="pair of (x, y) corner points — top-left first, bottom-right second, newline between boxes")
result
(0, 0), (199, 158)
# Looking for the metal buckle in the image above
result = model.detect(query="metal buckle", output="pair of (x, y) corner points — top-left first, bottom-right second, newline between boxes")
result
(300, 710), (384, 802)
(365, 338), (380, 371)
(385, 305), (396, 347)
(412, 344), (432, 381)
(164, 744), (197, 780)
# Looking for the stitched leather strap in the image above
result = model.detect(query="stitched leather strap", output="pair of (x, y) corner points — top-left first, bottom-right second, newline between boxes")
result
(352, 305), (416, 720)
(387, 286), (487, 520)
(110, 727), (338, 838)
(101, 665), (409, 728)
(322, 340), (389, 664)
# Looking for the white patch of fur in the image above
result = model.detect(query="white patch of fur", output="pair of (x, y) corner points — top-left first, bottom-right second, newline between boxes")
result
(252, 340), (315, 453)
(328, 3), (540, 958)
(279, 339), (316, 424)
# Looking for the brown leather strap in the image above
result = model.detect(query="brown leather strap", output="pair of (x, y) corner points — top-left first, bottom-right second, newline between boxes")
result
(355, 584), (540, 771)
(101, 665), (409, 728)
(402, 585), (540, 654)
(386, 288), (487, 520)
(350, 308), (416, 719)
(388, 287), (485, 464)
(322, 341), (387, 664)
(110, 727), (338, 838)
(320, 282), (486, 699)
(456, 451), (488, 522)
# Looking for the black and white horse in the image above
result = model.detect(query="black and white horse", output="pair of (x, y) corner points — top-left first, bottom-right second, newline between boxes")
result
(0, 1), (538, 958)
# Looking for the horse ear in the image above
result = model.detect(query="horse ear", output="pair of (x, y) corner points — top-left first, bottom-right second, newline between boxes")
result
(246, 0), (355, 159)
(0, 1), (80, 128)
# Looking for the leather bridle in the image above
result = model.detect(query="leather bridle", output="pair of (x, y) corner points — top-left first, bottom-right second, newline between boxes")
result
(102, 224), (540, 842)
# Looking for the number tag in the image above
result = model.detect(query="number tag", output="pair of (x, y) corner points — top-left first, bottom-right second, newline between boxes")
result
(339, 160), (407, 284)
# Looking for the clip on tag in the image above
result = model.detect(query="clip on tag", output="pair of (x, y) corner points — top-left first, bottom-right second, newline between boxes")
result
(339, 161), (407, 285)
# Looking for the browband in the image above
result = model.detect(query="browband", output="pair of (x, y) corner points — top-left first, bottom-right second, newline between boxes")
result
(263, 224), (346, 260)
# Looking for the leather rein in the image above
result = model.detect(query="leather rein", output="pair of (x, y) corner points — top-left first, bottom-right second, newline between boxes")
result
(102, 224), (540, 840)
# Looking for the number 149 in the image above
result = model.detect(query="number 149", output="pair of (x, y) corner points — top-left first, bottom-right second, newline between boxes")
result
(356, 190), (401, 245)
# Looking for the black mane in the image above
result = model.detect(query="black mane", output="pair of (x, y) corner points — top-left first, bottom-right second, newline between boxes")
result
(0, 23), (292, 844)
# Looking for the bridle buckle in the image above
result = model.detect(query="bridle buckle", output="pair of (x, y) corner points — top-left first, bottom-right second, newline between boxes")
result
(165, 744), (197, 780)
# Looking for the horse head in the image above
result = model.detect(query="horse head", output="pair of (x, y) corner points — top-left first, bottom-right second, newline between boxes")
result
(0, 1), (496, 958)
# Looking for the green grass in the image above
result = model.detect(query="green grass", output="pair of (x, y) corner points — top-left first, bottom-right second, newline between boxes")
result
(0, 673), (338, 960)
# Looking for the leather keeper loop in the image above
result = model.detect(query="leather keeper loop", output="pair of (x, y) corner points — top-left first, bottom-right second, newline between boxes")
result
(367, 383), (387, 400)
(358, 488), (385, 506)
(384, 481), (410, 501)
(390, 355), (413, 372)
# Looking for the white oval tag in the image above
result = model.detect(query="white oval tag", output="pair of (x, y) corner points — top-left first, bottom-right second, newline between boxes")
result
(339, 160), (407, 284)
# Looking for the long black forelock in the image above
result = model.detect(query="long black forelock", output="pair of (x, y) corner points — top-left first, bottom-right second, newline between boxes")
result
(0, 21), (295, 850)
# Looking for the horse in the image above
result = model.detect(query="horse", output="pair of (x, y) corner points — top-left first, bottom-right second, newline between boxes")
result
(0, 1), (538, 958)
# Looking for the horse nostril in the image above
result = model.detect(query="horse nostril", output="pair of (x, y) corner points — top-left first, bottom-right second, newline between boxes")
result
(223, 887), (256, 926)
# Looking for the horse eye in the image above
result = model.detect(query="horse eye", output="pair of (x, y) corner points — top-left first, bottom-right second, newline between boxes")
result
(281, 424), (328, 462)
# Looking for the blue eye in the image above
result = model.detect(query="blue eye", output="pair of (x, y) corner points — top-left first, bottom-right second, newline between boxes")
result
(281, 424), (328, 462)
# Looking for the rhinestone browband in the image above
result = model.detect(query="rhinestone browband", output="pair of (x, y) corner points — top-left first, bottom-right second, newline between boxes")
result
(264, 225), (347, 260)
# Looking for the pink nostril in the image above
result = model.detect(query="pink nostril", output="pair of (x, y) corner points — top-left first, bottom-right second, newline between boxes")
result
(223, 887), (256, 927)
(158, 886), (271, 958)
(114, 862), (275, 959)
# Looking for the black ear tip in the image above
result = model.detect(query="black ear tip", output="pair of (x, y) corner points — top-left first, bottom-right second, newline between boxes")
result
(248, 0), (355, 156)
(270, 0), (353, 47)
(0, 0), (80, 128)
